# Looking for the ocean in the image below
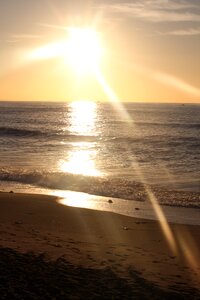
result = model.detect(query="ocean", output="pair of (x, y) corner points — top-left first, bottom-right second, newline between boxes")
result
(0, 101), (199, 208)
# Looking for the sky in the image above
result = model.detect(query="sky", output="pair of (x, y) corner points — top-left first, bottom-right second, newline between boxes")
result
(0, 0), (200, 103)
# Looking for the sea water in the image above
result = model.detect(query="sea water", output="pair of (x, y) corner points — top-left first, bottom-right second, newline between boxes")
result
(0, 101), (199, 208)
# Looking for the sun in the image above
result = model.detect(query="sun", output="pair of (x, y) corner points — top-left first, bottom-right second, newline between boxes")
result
(27, 26), (103, 76)
(65, 27), (103, 75)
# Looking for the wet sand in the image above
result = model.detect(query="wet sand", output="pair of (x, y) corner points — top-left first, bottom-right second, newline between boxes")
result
(0, 192), (200, 299)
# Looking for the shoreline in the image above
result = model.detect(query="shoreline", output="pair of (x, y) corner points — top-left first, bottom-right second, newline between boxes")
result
(0, 191), (200, 298)
(1, 186), (200, 226)
(0, 175), (199, 208)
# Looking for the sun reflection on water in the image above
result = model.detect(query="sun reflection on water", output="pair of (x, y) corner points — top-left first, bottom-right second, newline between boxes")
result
(56, 190), (96, 209)
(69, 100), (97, 135)
(59, 100), (101, 176)
(59, 148), (100, 176)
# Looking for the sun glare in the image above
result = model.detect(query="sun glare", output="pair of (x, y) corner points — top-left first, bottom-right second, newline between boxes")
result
(65, 27), (103, 75)
(28, 26), (103, 76)
(60, 149), (100, 176)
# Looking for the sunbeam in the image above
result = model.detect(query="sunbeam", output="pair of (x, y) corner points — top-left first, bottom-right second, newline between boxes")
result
(94, 69), (133, 123)
(145, 187), (178, 254)
(128, 155), (178, 255)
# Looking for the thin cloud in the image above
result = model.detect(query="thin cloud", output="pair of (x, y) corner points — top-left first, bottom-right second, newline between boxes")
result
(5, 40), (18, 43)
(5, 34), (43, 44)
(166, 27), (200, 35)
(100, 0), (200, 23)
(39, 23), (68, 30)
(11, 34), (43, 39)
(134, 10), (200, 22)
(136, 0), (197, 10)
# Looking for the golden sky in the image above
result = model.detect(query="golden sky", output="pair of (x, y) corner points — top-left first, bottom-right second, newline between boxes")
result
(0, 0), (200, 103)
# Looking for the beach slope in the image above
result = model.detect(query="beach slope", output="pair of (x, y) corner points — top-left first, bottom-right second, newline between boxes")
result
(0, 192), (200, 299)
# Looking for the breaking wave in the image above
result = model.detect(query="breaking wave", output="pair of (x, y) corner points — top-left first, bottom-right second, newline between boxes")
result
(0, 169), (199, 208)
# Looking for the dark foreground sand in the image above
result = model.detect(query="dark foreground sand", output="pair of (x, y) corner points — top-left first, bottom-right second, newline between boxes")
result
(0, 192), (200, 299)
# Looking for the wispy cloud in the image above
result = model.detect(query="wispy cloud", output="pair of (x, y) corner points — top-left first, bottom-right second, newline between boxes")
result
(11, 34), (43, 39)
(166, 27), (200, 35)
(5, 40), (18, 44)
(4, 33), (44, 44)
(100, 0), (200, 23)
(39, 23), (68, 30)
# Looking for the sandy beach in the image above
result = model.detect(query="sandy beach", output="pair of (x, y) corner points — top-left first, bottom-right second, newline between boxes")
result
(0, 191), (200, 299)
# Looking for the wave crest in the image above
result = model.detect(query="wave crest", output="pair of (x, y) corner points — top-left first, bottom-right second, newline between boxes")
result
(0, 127), (97, 141)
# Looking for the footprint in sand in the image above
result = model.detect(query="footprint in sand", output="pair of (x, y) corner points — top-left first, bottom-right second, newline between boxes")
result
(126, 248), (132, 252)
(51, 243), (62, 248)
(108, 259), (115, 263)
(71, 247), (80, 253)
(14, 221), (23, 225)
